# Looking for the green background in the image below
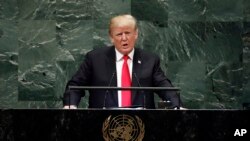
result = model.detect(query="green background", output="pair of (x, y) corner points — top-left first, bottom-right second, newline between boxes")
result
(0, 0), (249, 109)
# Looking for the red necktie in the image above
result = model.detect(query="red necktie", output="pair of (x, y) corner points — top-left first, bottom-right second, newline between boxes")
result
(121, 55), (132, 107)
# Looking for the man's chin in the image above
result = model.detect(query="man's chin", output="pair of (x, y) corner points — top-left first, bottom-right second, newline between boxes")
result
(115, 45), (134, 54)
(120, 49), (132, 55)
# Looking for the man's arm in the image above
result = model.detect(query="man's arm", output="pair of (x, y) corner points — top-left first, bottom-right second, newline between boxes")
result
(152, 55), (183, 108)
(63, 53), (93, 108)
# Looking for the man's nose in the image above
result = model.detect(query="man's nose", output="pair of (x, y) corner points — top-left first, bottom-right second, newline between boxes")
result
(121, 33), (127, 41)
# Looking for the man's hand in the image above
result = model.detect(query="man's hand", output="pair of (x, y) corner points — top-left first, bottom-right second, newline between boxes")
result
(174, 107), (187, 110)
(63, 105), (77, 109)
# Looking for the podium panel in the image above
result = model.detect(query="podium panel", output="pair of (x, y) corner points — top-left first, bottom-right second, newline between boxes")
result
(0, 109), (249, 141)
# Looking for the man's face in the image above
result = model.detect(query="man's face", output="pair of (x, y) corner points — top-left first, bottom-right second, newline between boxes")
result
(109, 20), (138, 55)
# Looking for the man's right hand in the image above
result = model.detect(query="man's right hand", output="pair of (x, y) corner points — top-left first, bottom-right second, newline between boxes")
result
(63, 105), (77, 109)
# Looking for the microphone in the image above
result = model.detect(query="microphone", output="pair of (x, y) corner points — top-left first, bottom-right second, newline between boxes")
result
(103, 72), (116, 109)
(133, 73), (146, 109)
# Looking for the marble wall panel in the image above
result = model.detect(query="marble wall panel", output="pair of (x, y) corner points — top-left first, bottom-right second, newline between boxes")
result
(204, 22), (243, 63)
(132, 0), (168, 26)
(0, 20), (18, 108)
(0, 0), (18, 20)
(0, 0), (249, 109)
(18, 20), (58, 101)
(244, 0), (250, 21)
(17, 0), (56, 20)
(168, 0), (206, 22)
(206, 62), (243, 109)
(206, 0), (243, 21)
(56, 0), (93, 21)
(93, 0), (131, 19)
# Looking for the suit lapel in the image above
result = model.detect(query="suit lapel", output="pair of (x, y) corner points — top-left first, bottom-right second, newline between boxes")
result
(132, 48), (142, 103)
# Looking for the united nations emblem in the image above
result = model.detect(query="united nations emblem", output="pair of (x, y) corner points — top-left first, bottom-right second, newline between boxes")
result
(102, 114), (145, 141)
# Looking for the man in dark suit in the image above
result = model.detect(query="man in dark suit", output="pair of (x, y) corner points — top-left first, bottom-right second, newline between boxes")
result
(63, 14), (182, 109)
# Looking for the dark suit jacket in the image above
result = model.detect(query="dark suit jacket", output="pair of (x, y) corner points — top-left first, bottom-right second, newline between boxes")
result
(63, 46), (181, 109)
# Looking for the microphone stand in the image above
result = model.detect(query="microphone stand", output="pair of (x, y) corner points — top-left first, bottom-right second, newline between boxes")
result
(103, 72), (116, 109)
(133, 73), (146, 109)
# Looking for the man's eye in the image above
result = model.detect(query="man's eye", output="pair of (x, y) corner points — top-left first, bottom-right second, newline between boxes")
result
(116, 33), (122, 36)
(125, 32), (130, 35)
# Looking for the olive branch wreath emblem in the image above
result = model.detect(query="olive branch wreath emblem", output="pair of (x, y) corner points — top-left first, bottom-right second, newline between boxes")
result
(102, 114), (145, 141)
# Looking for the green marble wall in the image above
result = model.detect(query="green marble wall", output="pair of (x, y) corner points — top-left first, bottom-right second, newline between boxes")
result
(0, 0), (249, 109)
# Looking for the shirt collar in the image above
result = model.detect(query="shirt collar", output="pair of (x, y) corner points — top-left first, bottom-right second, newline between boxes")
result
(115, 48), (134, 61)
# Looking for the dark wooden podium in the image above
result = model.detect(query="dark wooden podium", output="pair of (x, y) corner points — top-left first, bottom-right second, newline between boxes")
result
(0, 109), (249, 141)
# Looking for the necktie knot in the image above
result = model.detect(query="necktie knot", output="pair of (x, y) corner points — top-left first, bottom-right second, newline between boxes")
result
(123, 55), (129, 62)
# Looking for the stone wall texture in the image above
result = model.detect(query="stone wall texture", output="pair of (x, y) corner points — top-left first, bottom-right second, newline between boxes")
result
(0, 0), (250, 109)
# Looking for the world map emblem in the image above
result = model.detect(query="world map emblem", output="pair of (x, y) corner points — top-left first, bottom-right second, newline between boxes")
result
(102, 114), (145, 141)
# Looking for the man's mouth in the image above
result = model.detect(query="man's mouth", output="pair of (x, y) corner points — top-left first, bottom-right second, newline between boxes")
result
(122, 43), (128, 47)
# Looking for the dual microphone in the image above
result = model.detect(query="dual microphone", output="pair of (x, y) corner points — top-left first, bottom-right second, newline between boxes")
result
(102, 72), (145, 109)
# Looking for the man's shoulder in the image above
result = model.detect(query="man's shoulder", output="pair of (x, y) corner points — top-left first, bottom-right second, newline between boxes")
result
(135, 48), (159, 59)
(87, 46), (114, 56)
